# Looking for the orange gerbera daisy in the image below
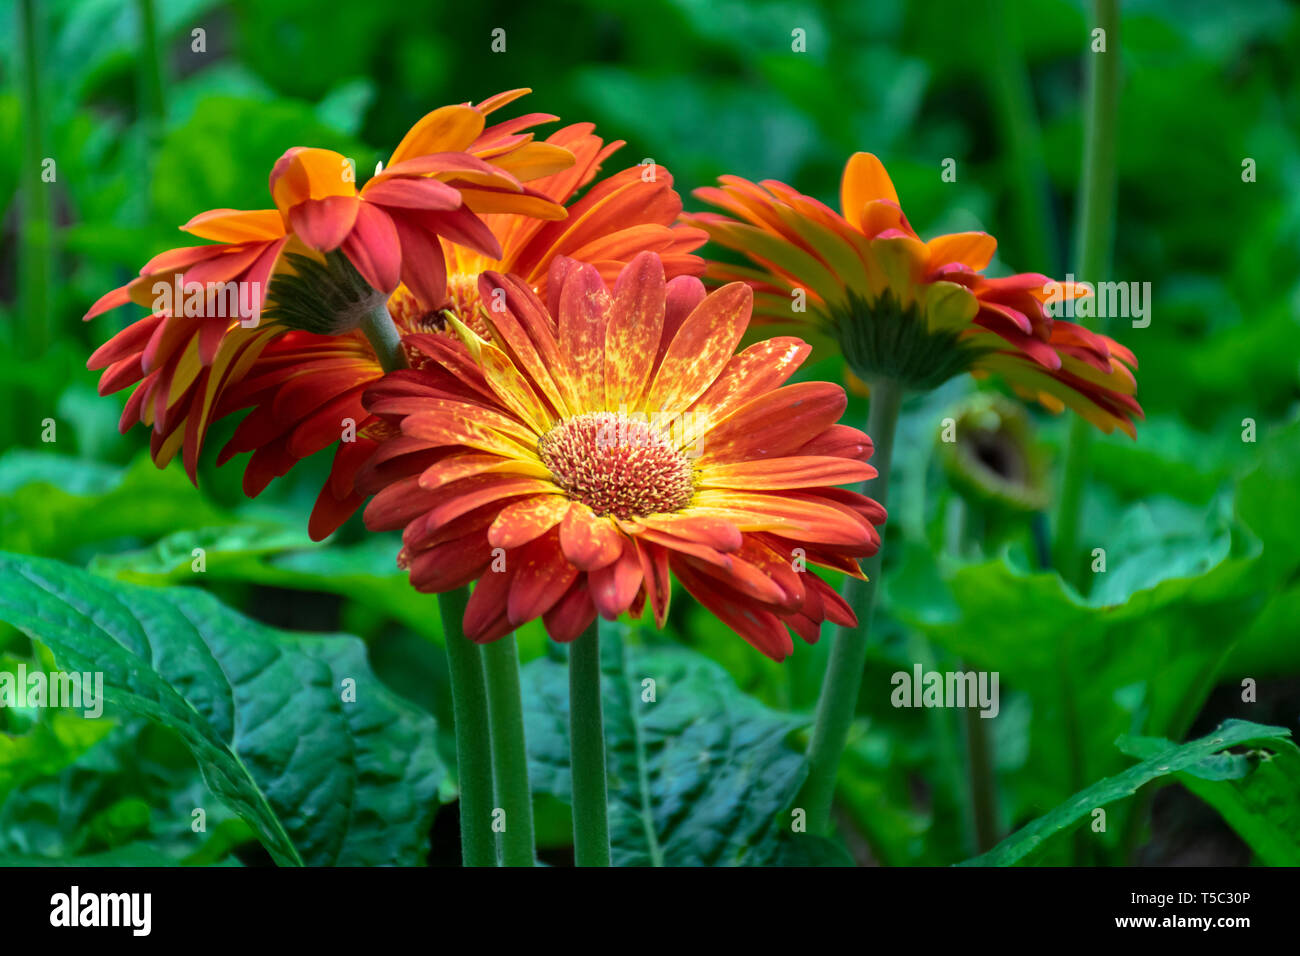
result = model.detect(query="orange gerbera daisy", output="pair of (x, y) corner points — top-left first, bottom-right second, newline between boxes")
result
(357, 251), (885, 661)
(683, 152), (1143, 436)
(85, 89), (574, 481)
(212, 131), (707, 539)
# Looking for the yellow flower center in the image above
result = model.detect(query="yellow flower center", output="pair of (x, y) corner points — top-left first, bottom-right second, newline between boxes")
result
(538, 412), (694, 519)
(445, 271), (481, 320)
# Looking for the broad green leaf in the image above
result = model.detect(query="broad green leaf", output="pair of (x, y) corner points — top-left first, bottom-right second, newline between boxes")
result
(90, 524), (437, 640)
(893, 498), (1260, 829)
(1222, 418), (1300, 675)
(0, 551), (443, 866)
(0, 655), (116, 797)
(1, 709), (248, 866)
(0, 843), (236, 867)
(961, 720), (1294, 866)
(1117, 731), (1300, 866)
(522, 627), (811, 866)
(0, 452), (227, 559)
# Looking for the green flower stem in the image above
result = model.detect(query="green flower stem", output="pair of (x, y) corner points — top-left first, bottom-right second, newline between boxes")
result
(437, 588), (497, 867)
(1052, 0), (1121, 586)
(135, 0), (166, 139)
(359, 301), (409, 373)
(962, 688), (1000, 852)
(801, 376), (905, 835)
(481, 636), (536, 866)
(568, 620), (610, 866)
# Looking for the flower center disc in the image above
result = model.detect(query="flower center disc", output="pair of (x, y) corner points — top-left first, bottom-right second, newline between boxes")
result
(538, 411), (694, 519)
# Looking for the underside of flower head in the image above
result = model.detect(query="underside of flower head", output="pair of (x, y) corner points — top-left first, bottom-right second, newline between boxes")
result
(684, 153), (1144, 437)
(358, 251), (885, 661)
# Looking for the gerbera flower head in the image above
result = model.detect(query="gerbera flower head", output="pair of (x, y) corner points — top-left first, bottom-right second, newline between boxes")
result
(684, 152), (1143, 437)
(358, 250), (885, 661)
(209, 126), (707, 540)
(84, 89), (575, 482)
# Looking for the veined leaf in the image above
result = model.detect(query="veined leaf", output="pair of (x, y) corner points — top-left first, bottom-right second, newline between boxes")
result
(0, 551), (443, 866)
(1117, 730), (1300, 866)
(960, 720), (1294, 866)
(89, 525), (437, 640)
(522, 627), (813, 866)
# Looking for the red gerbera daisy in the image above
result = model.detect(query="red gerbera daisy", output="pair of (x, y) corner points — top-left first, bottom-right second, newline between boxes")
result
(683, 152), (1143, 435)
(211, 130), (707, 539)
(357, 251), (885, 661)
(85, 89), (574, 481)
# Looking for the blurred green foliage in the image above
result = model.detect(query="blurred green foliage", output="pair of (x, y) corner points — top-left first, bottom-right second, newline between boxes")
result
(0, 0), (1297, 866)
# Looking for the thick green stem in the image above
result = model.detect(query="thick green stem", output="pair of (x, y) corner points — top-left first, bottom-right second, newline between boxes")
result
(359, 301), (409, 373)
(1052, 0), (1121, 585)
(135, 0), (166, 141)
(481, 636), (536, 866)
(800, 377), (905, 835)
(568, 621), (610, 866)
(438, 588), (497, 867)
(962, 690), (1000, 852)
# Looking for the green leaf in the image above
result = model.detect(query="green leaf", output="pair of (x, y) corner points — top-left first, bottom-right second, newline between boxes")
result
(0, 843), (234, 867)
(90, 524), (438, 640)
(894, 499), (1261, 825)
(1117, 731), (1300, 866)
(0, 551), (442, 866)
(961, 720), (1294, 866)
(0, 679), (116, 798)
(522, 627), (811, 866)
(1, 710), (248, 865)
(0, 452), (227, 559)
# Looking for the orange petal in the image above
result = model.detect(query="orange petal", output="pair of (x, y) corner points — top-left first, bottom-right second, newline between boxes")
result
(507, 532), (578, 624)
(633, 538), (671, 627)
(444, 314), (555, 435)
(288, 195), (360, 252)
(488, 494), (571, 549)
(341, 203), (402, 293)
(699, 456), (876, 491)
(486, 141), (577, 183)
(840, 152), (899, 229)
(671, 559), (793, 661)
(926, 231), (996, 272)
(361, 177), (462, 211)
(455, 186), (567, 220)
(556, 261), (610, 409)
(559, 504), (625, 571)
(632, 513), (742, 553)
(270, 147), (358, 212)
(697, 381), (846, 462)
(588, 543), (642, 619)
(645, 282), (751, 415)
(388, 105), (486, 167)
(542, 580), (598, 642)
(181, 208), (286, 243)
(418, 453), (549, 492)
(685, 336), (809, 436)
(603, 251), (666, 410)
(425, 474), (557, 531)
